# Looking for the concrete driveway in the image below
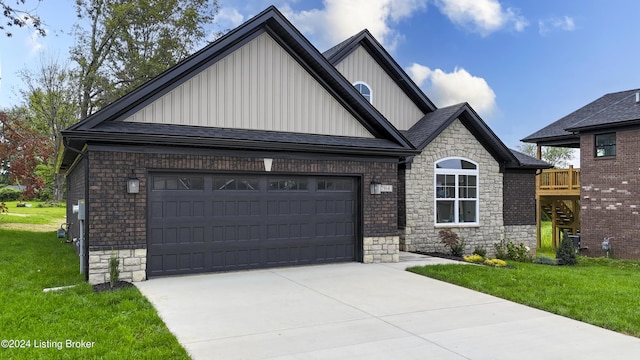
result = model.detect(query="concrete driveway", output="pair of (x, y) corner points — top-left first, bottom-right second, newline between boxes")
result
(136, 253), (640, 359)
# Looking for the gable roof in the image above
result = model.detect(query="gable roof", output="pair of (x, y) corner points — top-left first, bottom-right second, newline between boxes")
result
(323, 29), (436, 114)
(400, 103), (547, 169)
(522, 89), (640, 146)
(60, 6), (416, 171)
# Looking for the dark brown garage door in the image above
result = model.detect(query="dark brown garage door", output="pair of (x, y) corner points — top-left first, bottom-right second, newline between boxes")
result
(147, 173), (358, 277)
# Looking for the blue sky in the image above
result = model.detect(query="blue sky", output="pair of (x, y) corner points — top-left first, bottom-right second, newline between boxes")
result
(2, 0), (640, 164)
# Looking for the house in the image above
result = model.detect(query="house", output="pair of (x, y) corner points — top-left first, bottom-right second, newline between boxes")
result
(522, 89), (640, 260)
(59, 6), (547, 284)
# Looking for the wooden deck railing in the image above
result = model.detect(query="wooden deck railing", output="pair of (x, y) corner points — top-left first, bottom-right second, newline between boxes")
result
(538, 166), (580, 192)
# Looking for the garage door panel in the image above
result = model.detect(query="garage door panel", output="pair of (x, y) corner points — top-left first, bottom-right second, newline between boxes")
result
(149, 174), (357, 276)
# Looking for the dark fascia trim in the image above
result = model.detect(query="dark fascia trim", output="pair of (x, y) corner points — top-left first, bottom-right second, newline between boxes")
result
(86, 143), (404, 163)
(66, 131), (419, 157)
(565, 118), (640, 133)
(325, 30), (436, 114)
(68, 6), (414, 151)
(520, 135), (581, 148)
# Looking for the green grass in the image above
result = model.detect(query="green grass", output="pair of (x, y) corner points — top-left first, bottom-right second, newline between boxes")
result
(539, 220), (553, 251)
(0, 228), (190, 359)
(408, 257), (640, 338)
(0, 201), (66, 228)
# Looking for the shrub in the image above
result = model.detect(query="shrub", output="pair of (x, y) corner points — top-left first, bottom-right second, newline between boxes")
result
(109, 252), (120, 288)
(439, 229), (465, 256)
(484, 258), (507, 267)
(473, 246), (487, 258)
(463, 254), (484, 263)
(556, 234), (578, 266)
(494, 239), (532, 262)
(534, 255), (558, 266)
(0, 188), (22, 202)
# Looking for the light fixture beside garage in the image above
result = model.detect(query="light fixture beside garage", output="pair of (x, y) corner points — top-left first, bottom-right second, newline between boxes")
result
(370, 180), (382, 195)
(127, 173), (140, 194)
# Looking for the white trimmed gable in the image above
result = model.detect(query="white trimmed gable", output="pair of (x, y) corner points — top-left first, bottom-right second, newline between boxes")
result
(334, 46), (425, 131)
(124, 32), (374, 138)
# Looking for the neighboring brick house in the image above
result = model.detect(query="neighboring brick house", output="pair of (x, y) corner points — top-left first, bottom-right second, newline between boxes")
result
(523, 89), (640, 260)
(59, 6), (547, 284)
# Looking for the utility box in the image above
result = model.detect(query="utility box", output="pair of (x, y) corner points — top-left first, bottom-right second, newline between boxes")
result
(77, 200), (85, 220)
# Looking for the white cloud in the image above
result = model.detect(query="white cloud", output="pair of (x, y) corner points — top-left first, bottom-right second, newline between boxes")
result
(539, 16), (575, 35)
(18, 14), (46, 55)
(407, 62), (497, 117)
(218, 7), (246, 28)
(282, 0), (428, 51)
(434, 0), (527, 36)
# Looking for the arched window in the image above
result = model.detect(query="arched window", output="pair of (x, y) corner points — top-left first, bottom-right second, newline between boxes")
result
(434, 157), (479, 225)
(353, 81), (372, 103)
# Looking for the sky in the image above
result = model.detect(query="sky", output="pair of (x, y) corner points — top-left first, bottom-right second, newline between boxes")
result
(2, 0), (640, 166)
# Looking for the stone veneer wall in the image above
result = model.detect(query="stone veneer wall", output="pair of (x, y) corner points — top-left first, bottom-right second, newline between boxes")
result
(363, 236), (399, 263)
(88, 249), (147, 284)
(504, 225), (537, 256)
(402, 119), (504, 255)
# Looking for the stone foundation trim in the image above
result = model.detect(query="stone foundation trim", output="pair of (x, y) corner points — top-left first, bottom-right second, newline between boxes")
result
(88, 249), (147, 285)
(363, 236), (399, 263)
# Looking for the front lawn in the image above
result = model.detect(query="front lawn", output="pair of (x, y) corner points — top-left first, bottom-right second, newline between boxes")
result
(408, 257), (640, 338)
(0, 228), (190, 359)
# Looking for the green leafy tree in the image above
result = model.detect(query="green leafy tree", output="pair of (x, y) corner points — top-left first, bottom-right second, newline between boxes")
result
(518, 143), (575, 168)
(19, 56), (77, 200)
(1, 0), (46, 37)
(71, 0), (220, 119)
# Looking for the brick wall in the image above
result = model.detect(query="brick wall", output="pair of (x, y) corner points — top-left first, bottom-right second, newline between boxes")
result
(503, 170), (536, 226)
(402, 119), (505, 255)
(580, 129), (640, 260)
(66, 157), (86, 242)
(86, 149), (399, 249)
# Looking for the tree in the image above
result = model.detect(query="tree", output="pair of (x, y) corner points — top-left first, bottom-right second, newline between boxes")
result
(19, 56), (77, 200)
(71, 0), (219, 119)
(518, 143), (574, 168)
(0, 111), (54, 199)
(1, 0), (46, 37)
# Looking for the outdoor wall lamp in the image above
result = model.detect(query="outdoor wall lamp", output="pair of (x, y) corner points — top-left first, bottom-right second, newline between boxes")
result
(370, 180), (382, 195)
(127, 173), (140, 194)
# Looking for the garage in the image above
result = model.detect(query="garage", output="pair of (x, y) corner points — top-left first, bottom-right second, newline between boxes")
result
(147, 173), (359, 276)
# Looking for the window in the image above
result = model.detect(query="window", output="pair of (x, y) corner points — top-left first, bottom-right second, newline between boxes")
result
(353, 82), (372, 103)
(153, 176), (204, 190)
(268, 179), (308, 191)
(595, 133), (616, 157)
(213, 177), (259, 190)
(434, 158), (478, 225)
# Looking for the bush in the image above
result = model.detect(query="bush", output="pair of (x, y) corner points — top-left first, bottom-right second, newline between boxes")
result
(0, 188), (22, 202)
(484, 258), (507, 267)
(473, 246), (487, 258)
(463, 254), (484, 263)
(534, 255), (558, 266)
(109, 252), (120, 288)
(494, 239), (532, 262)
(556, 233), (578, 266)
(439, 229), (465, 256)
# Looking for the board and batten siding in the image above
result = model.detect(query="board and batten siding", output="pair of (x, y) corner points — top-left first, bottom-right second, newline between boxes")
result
(334, 46), (425, 131)
(123, 32), (374, 138)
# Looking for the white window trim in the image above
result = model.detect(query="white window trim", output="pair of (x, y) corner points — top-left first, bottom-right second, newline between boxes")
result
(353, 81), (373, 103)
(434, 157), (480, 227)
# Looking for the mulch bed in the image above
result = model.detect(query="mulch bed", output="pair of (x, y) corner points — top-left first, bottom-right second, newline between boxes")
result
(92, 281), (135, 293)
(414, 251), (466, 262)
